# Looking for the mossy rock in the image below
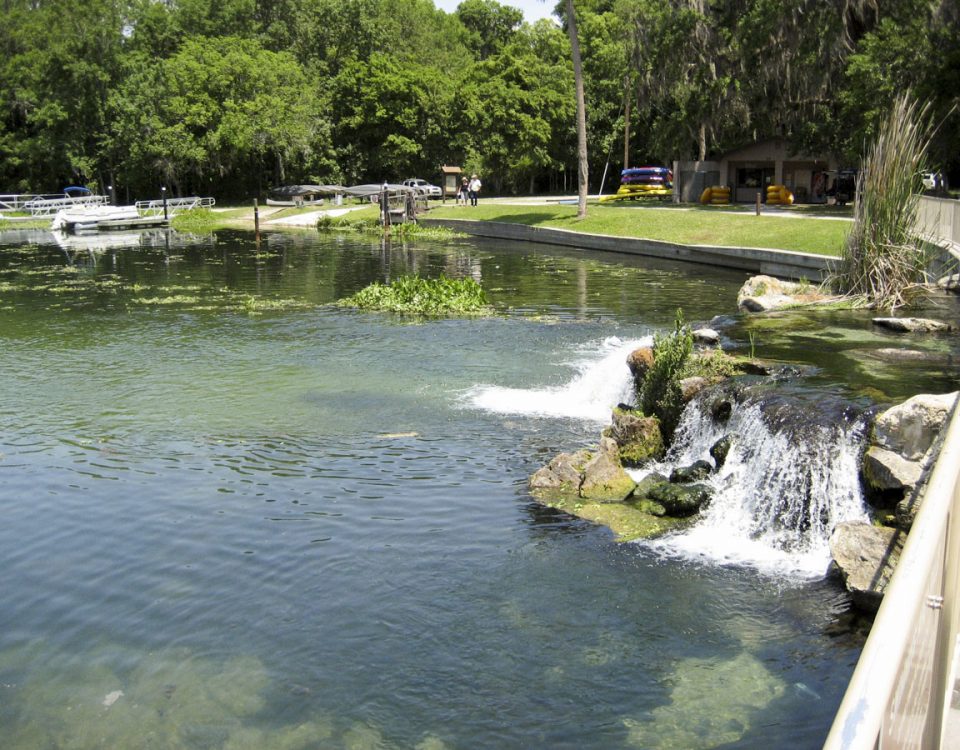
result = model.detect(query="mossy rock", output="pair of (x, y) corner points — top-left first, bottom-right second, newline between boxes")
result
(646, 482), (712, 517)
(543, 495), (692, 542)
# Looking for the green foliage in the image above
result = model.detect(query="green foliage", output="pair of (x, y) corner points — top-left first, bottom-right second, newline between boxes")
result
(640, 309), (693, 441)
(338, 274), (491, 316)
(682, 348), (743, 381)
(169, 208), (221, 233)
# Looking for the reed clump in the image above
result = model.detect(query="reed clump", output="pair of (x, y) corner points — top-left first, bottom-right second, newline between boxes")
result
(832, 93), (935, 310)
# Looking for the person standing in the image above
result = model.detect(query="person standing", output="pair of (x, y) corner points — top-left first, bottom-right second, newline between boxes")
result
(458, 176), (469, 206)
(468, 174), (481, 206)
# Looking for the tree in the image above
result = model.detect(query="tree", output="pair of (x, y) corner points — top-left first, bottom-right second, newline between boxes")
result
(564, 0), (589, 217)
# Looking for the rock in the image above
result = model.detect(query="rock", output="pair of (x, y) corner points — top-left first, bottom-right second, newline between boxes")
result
(606, 408), (664, 466)
(580, 437), (636, 502)
(895, 490), (922, 530)
(737, 275), (816, 313)
(632, 472), (669, 499)
(871, 348), (949, 364)
(680, 376), (709, 401)
(529, 449), (591, 494)
(693, 327), (721, 345)
(626, 347), (655, 380)
(872, 392), (957, 460)
(739, 359), (775, 376)
(646, 482), (712, 517)
(861, 446), (922, 494)
(669, 460), (713, 484)
(872, 317), (955, 333)
(709, 397), (733, 423)
(710, 435), (733, 468)
(829, 522), (905, 613)
(938, 272), (960, 291)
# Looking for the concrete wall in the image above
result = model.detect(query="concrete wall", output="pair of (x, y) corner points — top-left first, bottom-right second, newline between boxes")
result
(421, 218), (833, 281)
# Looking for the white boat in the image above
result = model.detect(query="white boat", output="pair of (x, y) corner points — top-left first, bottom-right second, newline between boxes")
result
(51, 205), (140, 231)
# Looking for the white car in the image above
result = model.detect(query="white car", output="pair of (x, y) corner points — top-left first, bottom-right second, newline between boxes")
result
(402, 178), (441, 198)
(921, 171), (948, 192)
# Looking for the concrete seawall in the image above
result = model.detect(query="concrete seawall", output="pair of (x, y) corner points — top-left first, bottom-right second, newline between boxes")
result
(421, 218), (834, 282)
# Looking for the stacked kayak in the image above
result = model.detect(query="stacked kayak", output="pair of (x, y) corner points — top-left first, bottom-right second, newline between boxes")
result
(699, 186), (731, 205)
(600, 166), (673, 202)
(765, 184), (794, 205)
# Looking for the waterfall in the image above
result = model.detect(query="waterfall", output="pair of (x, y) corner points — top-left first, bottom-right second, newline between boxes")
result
(638, 396), (869, 578)
(466, 336), (869, 578)
(465, 336), (647, 423)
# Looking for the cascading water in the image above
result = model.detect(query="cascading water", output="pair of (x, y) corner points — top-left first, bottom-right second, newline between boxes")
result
(465, 336), (647, 422)
(466, 337), (870, 579)
(638, 395), (869, 578)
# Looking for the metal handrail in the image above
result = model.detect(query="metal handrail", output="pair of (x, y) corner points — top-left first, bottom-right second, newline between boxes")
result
(825, 395), (960, 749)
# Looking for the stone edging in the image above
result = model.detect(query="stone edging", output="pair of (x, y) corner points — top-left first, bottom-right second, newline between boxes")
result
(420, 218), (834, 281)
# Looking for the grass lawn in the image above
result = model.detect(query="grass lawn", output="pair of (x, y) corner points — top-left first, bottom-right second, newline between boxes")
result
(427, 202), (851, 256)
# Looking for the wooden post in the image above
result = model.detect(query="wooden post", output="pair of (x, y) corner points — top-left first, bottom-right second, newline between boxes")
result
(756, 192), (761, 216)
(254, 198), (260, 237)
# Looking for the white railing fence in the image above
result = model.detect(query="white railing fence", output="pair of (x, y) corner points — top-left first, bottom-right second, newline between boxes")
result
(825, 397), (960, 749)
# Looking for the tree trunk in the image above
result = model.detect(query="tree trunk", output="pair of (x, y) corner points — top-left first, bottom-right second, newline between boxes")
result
(566, 0), (588, 219)
(623, 78), (631, 170)
(698, 122), (707, 162)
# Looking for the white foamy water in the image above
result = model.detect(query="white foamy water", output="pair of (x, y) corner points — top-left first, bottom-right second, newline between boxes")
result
(636, 400), (869, 578)
(465, 336), (649, 422)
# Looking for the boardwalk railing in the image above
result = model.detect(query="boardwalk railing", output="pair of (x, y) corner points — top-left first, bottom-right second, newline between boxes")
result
(825, 396), (960, 749)
(135, 196), (215, 215)
(917, 196), (960, 252)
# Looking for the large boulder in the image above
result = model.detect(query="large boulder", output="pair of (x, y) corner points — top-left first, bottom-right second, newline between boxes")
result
(529, 449), (590, 495)
(669, 460), (713, 484)
(737, 275), (826, 312)
(627, 347), (655, 381)
(579, 437), (637, 502)
(861, 446), (923, 495)
(605, 408), (664, 466)
(646, 482), (712, 517)
(829, 522), (905, 613)
(710, 435), (733, 468)
(872, 392), (957, 461)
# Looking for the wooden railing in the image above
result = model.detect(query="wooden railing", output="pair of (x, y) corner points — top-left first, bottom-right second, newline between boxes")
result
(825, 396), (960, 749)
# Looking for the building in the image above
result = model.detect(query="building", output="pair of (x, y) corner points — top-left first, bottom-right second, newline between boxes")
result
(675, 138), (840, 204)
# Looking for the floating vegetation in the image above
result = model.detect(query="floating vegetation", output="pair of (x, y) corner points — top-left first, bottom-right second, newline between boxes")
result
(338, 274), (491, 316)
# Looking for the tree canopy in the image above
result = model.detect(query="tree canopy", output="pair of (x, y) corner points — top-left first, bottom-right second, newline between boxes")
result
(0, 0), (956, 198)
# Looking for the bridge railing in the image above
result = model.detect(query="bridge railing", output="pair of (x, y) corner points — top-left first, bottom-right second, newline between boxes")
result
(917, 196), (960, 252)
(825, 396), (960, 749)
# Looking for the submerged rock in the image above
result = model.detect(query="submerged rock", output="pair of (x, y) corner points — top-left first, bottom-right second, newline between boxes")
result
(872, 317), (955, 333)
(829, 522), (905, 613)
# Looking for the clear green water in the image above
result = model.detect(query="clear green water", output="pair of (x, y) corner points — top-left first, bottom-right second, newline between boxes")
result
(1, 226), (943, 748)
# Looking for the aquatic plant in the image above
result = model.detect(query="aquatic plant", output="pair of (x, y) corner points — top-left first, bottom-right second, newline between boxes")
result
(338, 275), (491, 316)
(832, 92), (936, 310)
(170, 208), (221, 233)
(640, 309), (693, 442)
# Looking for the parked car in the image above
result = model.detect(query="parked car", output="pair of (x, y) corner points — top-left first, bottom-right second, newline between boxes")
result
(401, 178), (441, 198)
(921, 171), (948, 193)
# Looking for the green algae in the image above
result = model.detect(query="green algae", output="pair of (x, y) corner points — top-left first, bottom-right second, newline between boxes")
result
(623, 651), (786, 750)
(544, 495), (691, 542)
